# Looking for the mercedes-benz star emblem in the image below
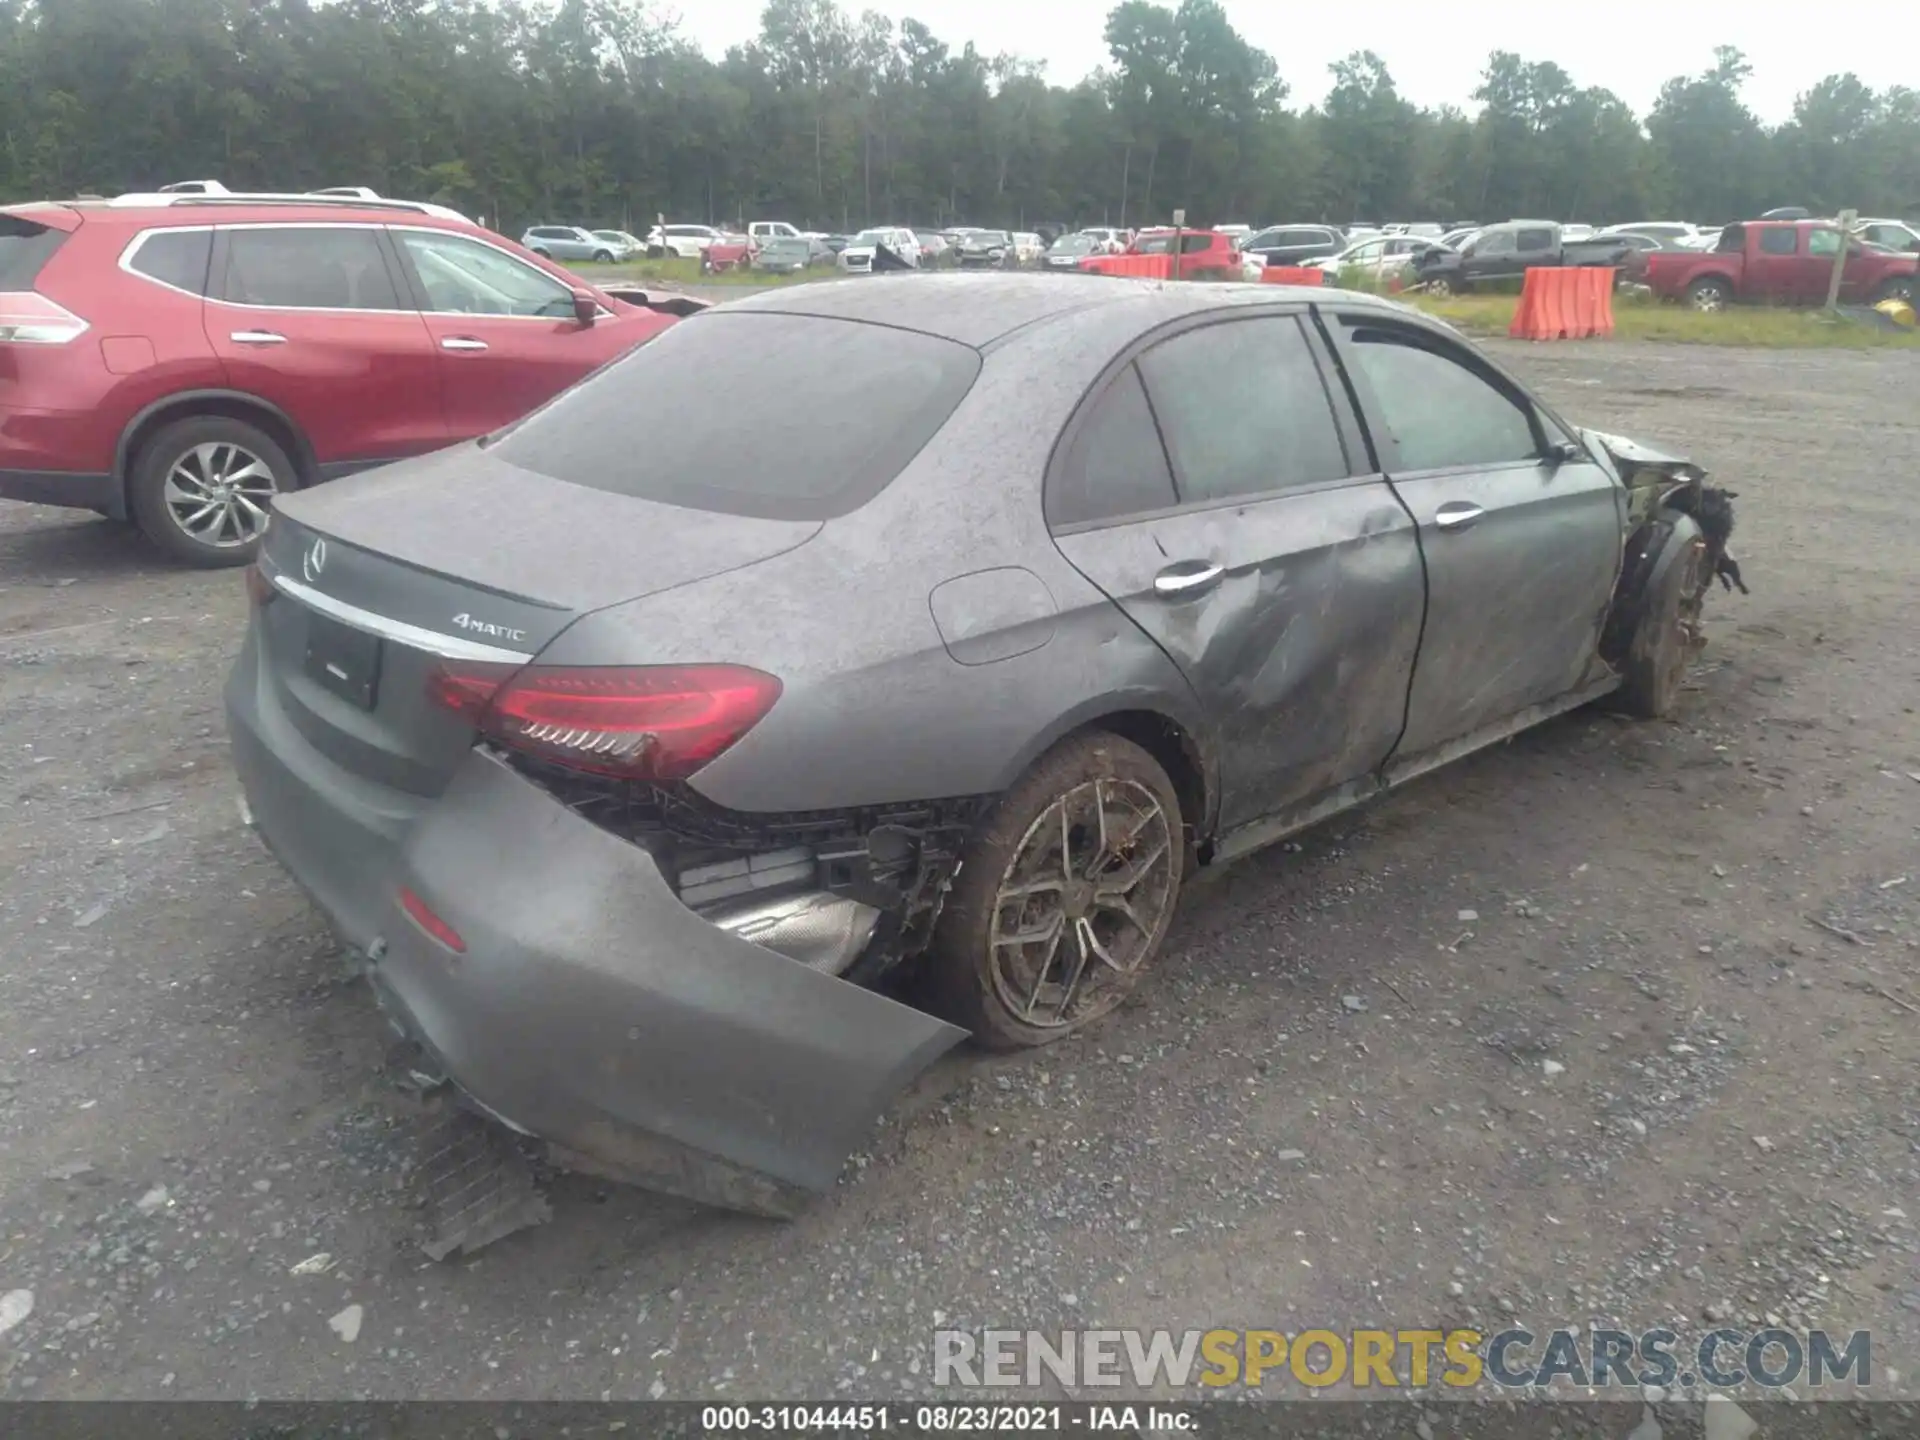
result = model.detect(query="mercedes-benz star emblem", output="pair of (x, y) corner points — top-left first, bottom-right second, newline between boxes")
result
(302, 537), (328, 583)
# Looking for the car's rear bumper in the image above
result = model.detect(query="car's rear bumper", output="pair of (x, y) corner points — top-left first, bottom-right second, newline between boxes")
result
(224, 625), (965, 1215)
(0, 467), (118, 513)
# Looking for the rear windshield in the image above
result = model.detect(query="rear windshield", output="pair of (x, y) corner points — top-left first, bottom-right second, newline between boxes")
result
(490, 311), (982, 520)
(0, 214), (68, 288)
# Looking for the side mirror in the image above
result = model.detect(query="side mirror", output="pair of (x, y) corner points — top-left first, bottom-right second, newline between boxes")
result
(571, 289), (599, 326)
(1545, 440), (1583, 466)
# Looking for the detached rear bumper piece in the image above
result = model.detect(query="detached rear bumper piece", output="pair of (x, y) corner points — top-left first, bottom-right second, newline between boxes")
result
(226, 648), (965, 1217)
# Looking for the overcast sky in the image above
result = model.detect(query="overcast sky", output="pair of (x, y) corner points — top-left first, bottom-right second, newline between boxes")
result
(665, 0), (1903, 125)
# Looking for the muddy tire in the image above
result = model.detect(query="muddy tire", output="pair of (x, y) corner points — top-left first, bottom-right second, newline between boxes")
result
(927, 732), (1185, 1050)
(1686, 276), (1732, 312)
(128, 415), (295, 568)
(1614, 518), (1708, 719)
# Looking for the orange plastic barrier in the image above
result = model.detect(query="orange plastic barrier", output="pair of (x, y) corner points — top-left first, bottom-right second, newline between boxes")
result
(1259, 265), (1324, 287)
(1080, 253), (1174, 280)
(1509, 267), (1615, 340)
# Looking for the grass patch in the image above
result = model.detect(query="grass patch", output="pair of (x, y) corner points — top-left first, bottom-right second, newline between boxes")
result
(571, 255), (825, 288)
(1407, 291), (1920, 348)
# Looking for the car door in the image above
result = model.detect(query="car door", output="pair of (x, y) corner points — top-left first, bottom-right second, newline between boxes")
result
(1047, 312), (1426, 832)
(1321, 307), (1622, 761)
(1514, 226), (1555, 273)
(205, 223), (446, 468)
(1805, 226), (1881, 302)
(1461, 229), (1516, 285)
(388, 225), (661, 441)
(1748, 225), (1802, 300)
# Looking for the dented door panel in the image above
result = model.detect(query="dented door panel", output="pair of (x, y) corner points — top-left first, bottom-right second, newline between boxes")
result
(1054, 483), (1425, 832)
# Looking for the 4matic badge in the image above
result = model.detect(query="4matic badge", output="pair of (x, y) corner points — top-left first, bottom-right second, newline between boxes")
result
(451, 612), (528, 642)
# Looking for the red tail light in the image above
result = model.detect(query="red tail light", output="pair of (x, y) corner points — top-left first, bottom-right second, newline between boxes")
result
(426, 663), (781, 781)
(398, 886), (466, 954)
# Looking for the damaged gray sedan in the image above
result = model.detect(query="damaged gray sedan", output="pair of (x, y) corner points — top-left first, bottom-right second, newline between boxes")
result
(225, 274), (1742, 1217)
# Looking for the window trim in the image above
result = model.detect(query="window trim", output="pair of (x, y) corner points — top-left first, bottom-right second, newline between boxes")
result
(118, 225), (217, 299)
(205, 222), (416, 316)
(1044, 305), (1376, 535)
(1316, 306), (1578, 479)
(386, 223), (608, 321)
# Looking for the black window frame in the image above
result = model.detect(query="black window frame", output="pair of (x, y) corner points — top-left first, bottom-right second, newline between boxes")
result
(1043, 306), (1374, 535)
(1316, 307), (1583, 478)
(209, 223), (412, 312)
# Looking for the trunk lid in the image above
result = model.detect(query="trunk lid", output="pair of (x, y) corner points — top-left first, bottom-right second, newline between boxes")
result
(257, 449), (820, 796)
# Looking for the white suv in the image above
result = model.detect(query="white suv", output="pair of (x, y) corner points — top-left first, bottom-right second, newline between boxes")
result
(647, 224), (722, 259)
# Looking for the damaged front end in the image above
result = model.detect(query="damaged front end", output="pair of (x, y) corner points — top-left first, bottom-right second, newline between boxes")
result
(1589, 429), (1748, 674)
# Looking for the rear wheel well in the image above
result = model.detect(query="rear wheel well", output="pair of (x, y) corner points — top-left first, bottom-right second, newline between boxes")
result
(119, 396), (314, 502)
(1082, 710), (1211, 863)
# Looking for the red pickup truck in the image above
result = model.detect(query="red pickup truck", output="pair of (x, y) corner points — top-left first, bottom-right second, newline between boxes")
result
(1645, 220), (1918, 310)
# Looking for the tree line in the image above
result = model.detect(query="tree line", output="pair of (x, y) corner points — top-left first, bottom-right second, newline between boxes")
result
(2, 0), (1916, 237)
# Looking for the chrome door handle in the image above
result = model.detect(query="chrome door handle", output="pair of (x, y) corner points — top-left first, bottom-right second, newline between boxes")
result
(1153, 561), (1225, 596)
(1434, 502), (1485, 531)
(440, 337), (489, 352)
(229, 330), (286, 345)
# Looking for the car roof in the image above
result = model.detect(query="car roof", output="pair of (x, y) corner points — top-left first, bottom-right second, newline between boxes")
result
(716, 271), (1406, 349)
(48, 197), (475, 229)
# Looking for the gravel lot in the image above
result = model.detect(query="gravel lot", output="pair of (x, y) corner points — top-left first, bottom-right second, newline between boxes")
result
(1, 339), (1916, 1405)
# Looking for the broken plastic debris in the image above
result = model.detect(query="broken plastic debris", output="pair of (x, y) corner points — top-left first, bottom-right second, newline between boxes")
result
(73, 902), (108, 929)
(328, 1303), (363, 1342)
(134, 1184), (169, 1214)
(290, 1253), (335, 1276)
(1542, 1059), (1566, 1077)
(0, 1289), (33, 1338)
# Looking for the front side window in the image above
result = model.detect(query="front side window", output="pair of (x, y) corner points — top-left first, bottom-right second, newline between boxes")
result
(218, 226), (402, 310)
(1137, 316), (1351, 505)
(1806, 228), (1842, 258)
(397, 230), (576, 317)
(1341, 321), (1540, 473)
(1472, 231), (1517, 257)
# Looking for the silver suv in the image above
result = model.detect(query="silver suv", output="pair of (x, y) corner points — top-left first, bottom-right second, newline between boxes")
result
(519, 225), (615, 262)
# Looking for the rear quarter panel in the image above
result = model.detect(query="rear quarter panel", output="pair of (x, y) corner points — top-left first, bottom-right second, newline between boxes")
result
(8, 218), (222, 474)
(1645, 251), (1739, 299)
(536, 299), (1219, 817)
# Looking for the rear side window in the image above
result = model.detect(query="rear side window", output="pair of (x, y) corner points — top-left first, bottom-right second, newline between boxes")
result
(219, 227), (403, 310)
(1137, 316), (1351, 504)
(1049, 365), (1177, 528)
(1759, 228), (1798, 256)
(127, 229), (212, 294)
(0, 214), (69, 289)
(491, 312), (982, 521)
(1517, 228), (1553, 252)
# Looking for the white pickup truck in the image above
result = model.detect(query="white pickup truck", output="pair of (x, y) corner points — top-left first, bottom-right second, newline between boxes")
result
(748, 222), (802, 242)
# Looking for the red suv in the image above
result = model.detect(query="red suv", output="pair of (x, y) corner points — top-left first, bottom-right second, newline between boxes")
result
(1, 193), (690, 565)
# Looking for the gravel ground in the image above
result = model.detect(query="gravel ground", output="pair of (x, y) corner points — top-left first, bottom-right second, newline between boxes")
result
(0, 339), (1916, 1407)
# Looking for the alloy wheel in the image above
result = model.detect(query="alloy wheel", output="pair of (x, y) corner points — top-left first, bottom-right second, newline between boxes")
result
(987, 778), (1177, 1029)
(163, 441), (278, 549)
